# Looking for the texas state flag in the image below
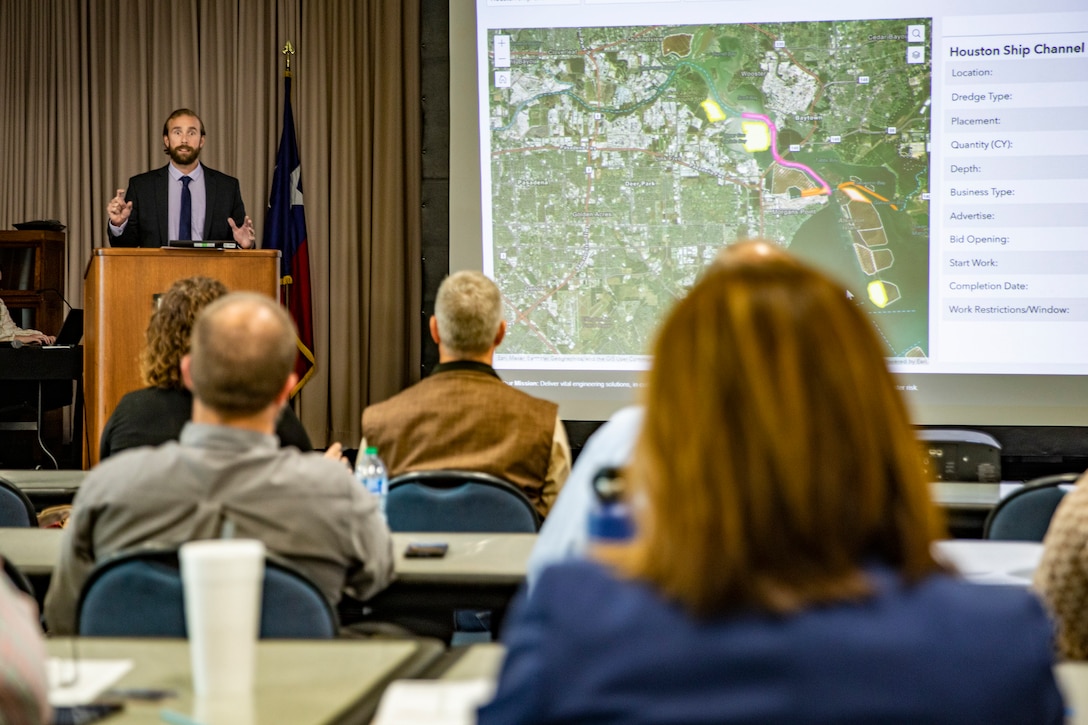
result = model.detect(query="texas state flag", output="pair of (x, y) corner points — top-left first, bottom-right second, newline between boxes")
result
(264, 73), (315, 395)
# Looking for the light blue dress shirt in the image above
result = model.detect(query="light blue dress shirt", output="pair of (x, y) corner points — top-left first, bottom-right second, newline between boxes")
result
(109, 162), (207, 241)
(166, 163), (207, 240)
(526, 405), (644, 587)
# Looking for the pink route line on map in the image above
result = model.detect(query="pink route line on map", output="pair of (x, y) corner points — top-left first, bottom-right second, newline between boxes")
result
(741, 112), (832, 196)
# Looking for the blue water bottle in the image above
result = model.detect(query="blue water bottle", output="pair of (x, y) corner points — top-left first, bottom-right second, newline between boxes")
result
(588, 466), (634, 544)
(354, 445), (388, 519)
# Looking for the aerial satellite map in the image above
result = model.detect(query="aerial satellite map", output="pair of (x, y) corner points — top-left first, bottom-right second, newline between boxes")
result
(486, 19), (931, 363)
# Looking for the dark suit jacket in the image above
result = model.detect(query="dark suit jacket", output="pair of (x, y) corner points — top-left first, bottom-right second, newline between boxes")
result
(108, 164), (246, 247)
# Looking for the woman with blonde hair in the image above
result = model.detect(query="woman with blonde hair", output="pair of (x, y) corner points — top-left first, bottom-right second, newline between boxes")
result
(99, 276), (311, 458)
(479, 241), (1062, 724)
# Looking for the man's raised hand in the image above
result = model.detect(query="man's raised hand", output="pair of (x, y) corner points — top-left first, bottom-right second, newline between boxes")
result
(107, 189), (133, 227)
(228, 215), (256, 249)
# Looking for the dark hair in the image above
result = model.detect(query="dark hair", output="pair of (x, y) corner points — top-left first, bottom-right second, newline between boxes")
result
(162, 108), (205, 137)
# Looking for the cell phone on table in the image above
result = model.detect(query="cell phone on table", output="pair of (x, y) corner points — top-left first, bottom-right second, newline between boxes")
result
(404, 542), (449, 558)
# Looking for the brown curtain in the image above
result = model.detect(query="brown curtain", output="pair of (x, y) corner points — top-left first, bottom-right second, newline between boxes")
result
(0, 0), (421, 449)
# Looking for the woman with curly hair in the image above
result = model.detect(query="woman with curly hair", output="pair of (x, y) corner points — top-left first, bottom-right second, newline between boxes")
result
(99, 276), (311, 459)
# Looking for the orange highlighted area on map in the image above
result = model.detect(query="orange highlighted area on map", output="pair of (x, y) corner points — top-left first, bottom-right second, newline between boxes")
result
(836, 182), (901, 307)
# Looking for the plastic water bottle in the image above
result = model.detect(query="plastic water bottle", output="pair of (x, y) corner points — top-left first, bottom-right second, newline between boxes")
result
(354, 445), (388, 519)
(588, 466), (634, 545)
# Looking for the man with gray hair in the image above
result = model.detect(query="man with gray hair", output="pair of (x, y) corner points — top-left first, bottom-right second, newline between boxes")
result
(363, 271), (570, 517)
(44, 293), (393, 634)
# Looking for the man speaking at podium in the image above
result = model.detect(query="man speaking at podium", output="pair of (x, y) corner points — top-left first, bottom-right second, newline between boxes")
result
(106, 108), (256, 249)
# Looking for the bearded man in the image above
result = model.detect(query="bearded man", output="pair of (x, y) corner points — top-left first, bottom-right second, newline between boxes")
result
(106, 108), (255, 248)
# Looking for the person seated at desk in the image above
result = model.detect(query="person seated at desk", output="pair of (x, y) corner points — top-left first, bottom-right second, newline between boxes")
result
(1033, 469), (1088, 659)
(0, 566), (51, 724)
(362, 270), (570, 518)
(527, 404), (643, 585)
(99, 275), (311, 459)
(0, 269), (67, 442)
(0, 269), (54, 346)
(44, 293), (394, 634)
(479, 241), (1064, 724)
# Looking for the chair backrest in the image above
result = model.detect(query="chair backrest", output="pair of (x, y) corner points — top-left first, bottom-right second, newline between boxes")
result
(0, 476), (38, 527)
(386, 470), (542, 533)
(983, 473), (1081, 541)
(77, 545), (338, 638)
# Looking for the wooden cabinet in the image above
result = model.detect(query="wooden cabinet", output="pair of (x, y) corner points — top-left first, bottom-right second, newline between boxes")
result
(0, 231), (65, 336)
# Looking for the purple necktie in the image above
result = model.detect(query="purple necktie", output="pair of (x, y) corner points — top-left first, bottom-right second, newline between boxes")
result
(179, 176), (192, 240)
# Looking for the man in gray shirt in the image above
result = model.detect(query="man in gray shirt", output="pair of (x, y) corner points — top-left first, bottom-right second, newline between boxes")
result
(45, 293), (393, 634)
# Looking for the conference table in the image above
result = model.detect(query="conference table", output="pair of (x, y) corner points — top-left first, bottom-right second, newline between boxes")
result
(0, 529), (1049, 636)
(0, 471), (1024, 515)
(346, 532), (534, 641)
(45, 637), (444, 725)
(378, 643), (1088, 725)
(0, 468), (84, 496)
(0, 531), (1048, 590)
(932, 539), (1043, 586)
(0, 468), (83, 511)
(0, 528), (535, 640)
(0, 529), (534, 582)
(930, 481), (1006, 511)
(432, 642), (506, 681)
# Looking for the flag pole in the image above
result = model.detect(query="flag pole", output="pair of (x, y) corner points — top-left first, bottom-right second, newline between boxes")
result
(282, 40), (294, 75)
(279, 41), (295, 298)
(266, 39), (316, 396)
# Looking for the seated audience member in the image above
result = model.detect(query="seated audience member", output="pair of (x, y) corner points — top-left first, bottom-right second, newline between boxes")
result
(527, 405), (643, 585)
(45, 293), (393, 634)
(99, 275), (312, 459)
(362, 270), (570, 517)
(0, 272), (69, 457)
(1033, 469), (1088, 658)
(479, 241), (1063, 724)
(0, 270), (54, 346)
(0, 568), (51, 724)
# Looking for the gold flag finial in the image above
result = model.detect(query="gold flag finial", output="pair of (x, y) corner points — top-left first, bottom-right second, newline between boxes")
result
(282, 41), (295, 74)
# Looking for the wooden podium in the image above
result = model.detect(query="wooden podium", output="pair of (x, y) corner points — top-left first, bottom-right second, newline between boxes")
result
(83, 248), (281, 466)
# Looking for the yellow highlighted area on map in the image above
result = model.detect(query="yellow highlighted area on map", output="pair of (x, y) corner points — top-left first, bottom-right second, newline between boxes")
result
(701, 99), (726, 123)
(841, 186), (869, 203)
(741, 121), (771, 152)
(868, 280), (890, 308)
(839, 181), (894, 206)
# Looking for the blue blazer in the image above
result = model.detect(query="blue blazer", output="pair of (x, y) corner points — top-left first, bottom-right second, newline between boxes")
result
(108, 164), (245, 247)
(479, 561), (1064, 725)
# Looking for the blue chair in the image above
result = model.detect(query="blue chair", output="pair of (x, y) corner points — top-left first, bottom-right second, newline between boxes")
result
(983, 473), (1081, 541)
(385, 470), (541, 532)
(77, 544), (339, 638)
(0, 476), (37, 527)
